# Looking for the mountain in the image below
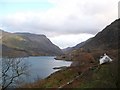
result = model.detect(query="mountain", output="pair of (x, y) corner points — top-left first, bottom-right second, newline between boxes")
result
(81, 19), (119, 50)
(62, 38), (92, 53)
(27, 19), (119, 88)
(64, 19), (119, 53)
(56, 19), (119, 61)
(1, 30), (63, 57)
(62, 47), (72, 53)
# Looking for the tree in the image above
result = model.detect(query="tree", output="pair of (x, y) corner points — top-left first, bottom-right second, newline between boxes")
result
(1, 57), (29, 90)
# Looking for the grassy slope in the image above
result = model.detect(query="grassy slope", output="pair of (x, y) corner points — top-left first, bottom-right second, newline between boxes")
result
(65, 60), (118, 88)
(22, 49), (118, 88)
(2, 32), (26, 49)
(2, 31), (63, 57)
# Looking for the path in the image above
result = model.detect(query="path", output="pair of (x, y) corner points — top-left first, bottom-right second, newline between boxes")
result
(58, 64), (99, 89)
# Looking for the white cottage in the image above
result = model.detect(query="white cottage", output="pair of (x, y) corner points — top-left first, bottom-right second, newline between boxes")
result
(99, 53), (112, 65)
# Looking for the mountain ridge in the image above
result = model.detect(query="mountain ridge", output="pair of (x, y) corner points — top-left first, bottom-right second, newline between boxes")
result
(1, 30), (63, 57)
(63, 19), (119, 54)
(56, 19), (119, 60)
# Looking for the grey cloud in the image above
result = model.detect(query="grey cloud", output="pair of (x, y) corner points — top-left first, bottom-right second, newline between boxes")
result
(0, 15), (108, 37)
(0, 0), (118, 37)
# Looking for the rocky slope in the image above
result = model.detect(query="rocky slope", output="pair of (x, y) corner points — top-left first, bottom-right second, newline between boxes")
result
(1, 30), (63, 57)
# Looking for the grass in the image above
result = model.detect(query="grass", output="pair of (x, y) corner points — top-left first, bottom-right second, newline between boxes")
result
(22, 49), (118, 88)
(77, 61), (118, 88)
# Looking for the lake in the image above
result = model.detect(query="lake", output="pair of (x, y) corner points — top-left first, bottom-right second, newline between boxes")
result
(20, 56), (72, 83)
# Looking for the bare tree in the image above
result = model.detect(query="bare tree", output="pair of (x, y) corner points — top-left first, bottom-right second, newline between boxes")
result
(1, 57), (29, 90)
(0, 58), (2, 90)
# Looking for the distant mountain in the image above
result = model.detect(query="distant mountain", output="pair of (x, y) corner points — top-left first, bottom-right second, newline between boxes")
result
(62, 38), (92, 53)
(62, 47), (72, 53)
(1, 30), (63, 57)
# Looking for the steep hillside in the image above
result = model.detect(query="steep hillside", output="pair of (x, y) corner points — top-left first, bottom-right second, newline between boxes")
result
(82, 19), (119, 50)
(1, 30), (63, 57)
(63, 19), (119, 54)
(57, 19), (119, 61)
(15, 33), (63, 55)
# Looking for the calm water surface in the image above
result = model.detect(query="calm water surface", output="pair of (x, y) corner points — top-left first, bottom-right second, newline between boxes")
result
(23, 56), (72, 83)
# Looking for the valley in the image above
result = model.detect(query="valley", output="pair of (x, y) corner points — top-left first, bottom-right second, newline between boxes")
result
(1, 19), (119, 89)
(21, 19), (119, 88)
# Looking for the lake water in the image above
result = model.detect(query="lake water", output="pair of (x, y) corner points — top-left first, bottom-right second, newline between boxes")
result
(21, 56), (72, 83)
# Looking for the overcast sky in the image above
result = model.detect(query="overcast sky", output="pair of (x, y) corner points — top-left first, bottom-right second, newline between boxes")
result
(0, 0), (119, 49)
